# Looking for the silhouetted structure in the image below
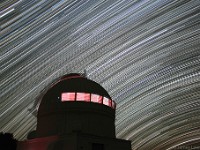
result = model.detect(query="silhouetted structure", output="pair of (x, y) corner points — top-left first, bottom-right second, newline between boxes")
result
(17, 73), (131, 150)
(0, 132), (17, 150)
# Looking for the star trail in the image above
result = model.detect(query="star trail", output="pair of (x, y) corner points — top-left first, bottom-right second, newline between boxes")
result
(1, 0), (200, 149)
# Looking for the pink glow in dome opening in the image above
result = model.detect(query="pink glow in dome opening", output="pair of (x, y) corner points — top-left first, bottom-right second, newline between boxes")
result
(61, 92), (75, 101)
(77, 93), (90, 102)
(61, 92), (116, 109)
(91, 94), (103, 104)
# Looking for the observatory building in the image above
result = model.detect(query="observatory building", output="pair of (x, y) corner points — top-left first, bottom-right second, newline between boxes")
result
(17, 73), (131, 150)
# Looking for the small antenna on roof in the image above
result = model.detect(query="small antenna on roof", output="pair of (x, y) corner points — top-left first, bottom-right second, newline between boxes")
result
(83, 69), (87, 78)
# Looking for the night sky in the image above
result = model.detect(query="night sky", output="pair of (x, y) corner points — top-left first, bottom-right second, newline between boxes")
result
(1, 0), (200, 149)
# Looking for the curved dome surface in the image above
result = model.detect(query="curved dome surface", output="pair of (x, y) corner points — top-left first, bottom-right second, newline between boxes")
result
(1, 0), (200, 150)
(36, 74), (116, 138)
(38, 73), (114, 112)
(45, 73), (112, 99)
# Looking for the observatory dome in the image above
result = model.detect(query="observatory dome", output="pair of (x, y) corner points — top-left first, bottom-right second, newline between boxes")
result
(38, 73), (115, 114)
(36, 73), (116, 138)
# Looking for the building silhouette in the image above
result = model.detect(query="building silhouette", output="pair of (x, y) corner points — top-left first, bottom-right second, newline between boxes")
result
(0, 133), (17, 150)
(17, 73), (131, 150)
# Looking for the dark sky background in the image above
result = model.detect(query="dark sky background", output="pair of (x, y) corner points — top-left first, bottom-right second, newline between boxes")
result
(1, 0), (200, 149)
